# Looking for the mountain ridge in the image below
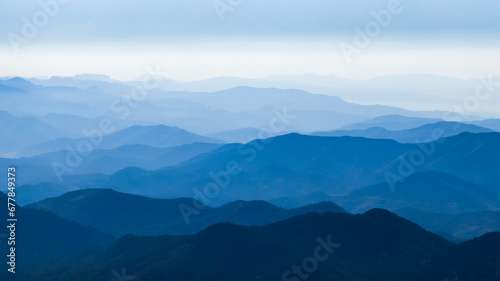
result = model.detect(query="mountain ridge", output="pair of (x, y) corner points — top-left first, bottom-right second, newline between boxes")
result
(35, 210), (500, 281)
(26, 188), (347, 236)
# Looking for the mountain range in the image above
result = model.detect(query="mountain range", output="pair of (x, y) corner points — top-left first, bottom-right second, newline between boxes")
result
(28, 210), (500, 281)
(396, 208), (500, 242)
(2, 73), (500, 280)
(26, 189), (346, 236)
(0, 142), (222, 190)
(47, 134), (412, 203)
(337, 171), (500, 214)
(312, 121), (494, 143)
(27, 132), (498, 207)
(342, 114), (500, 132)
(18, 124), (224, 157)
(0, 77), (467, 136)
(33, 73), (500, 115)
(0, 111), (68, 157)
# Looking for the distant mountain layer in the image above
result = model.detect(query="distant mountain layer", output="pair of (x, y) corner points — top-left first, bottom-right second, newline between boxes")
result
(313, 121), (494, 143)
(55, 134), (413, 203)
(19, 124), (225, 157)
(27, 189), (346, 236)
(123, 73), (500, 114)
(342, 114), (500, 133)
(0, 142), (222, 189)
(2, 77), (460, 135)
(270, 192), (339, 209)
(338, 171), (500, 214)
(12, 182), (77, 206)
(39, 113), (135, 138)
(36, 210), (500, 281)
(341, 114), (444, 131)
(396, 208), (500, 242)
(470, 118), (500, 131)
(44, 132), (500, 206)
(24, 73), (500, 114)
(206, 127), (289, 143)
(0, 110), (69, 157)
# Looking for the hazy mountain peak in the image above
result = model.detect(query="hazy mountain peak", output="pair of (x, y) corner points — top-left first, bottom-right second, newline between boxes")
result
(4, 77), (35, 88)
(73, 74), (112, 81)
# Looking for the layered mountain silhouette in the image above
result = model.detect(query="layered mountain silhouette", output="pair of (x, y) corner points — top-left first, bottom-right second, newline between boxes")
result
(396, 208), (500, 241)
(1, 77), (460, 135)
(206, 127), (290, 143)
(340, 114), (444, 130)
(312, 121), (493, 143)
(270, 192), (338, 208)
(38, 132), (500, 206)
(341, 114), (500, 134)
(1, 142), (222, 188)
(0, 110), (68, 157)
(39, 113), (134, 137)
(3, 74), (500, 280)
(54, 134), (411, 203)
(471, 118), (500, 131)
(12, 182), (76, 206)
(33, 210), (500, 281)
(338, 171), (500, 214)
(19, 73), (500, 114)
(19, 125), (224, 157)
(27, 189), (346, 236)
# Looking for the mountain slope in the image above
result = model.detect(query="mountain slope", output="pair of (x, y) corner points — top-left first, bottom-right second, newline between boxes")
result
(0, 110), (69, 156)
(418, 132), (500, 190)
(39, 210), (500, 281)
(341, 115), (443, 130)
(0, 192), (115, 280)
(339, 171), (500, 214)
(396, 208), (500, 241)
(1, 142), (222, 188)
(313, 121), (493, 143)
(86, 134), (413, 203)
(206, 127), (288, 143)
(470, 118), (500, 131)
(19, 124), (224, 157)
(27, 189), (346, 236)
(12, 182), (77, 206)
(35, 132), (500, 206)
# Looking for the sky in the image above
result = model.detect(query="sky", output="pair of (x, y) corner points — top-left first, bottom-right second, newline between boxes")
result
(1, 0), (499, 81)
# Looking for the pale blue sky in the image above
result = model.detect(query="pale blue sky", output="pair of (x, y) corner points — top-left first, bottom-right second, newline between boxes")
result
(2, 0), (500, 40)
(1, 0), (499, 80)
